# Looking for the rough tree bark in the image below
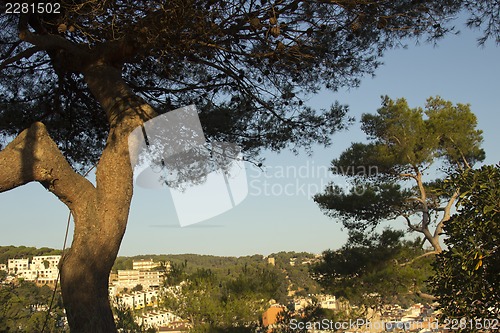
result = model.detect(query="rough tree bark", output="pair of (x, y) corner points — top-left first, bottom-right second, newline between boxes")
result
(59, 64), (156, 332)
(0, 46), (156, 331)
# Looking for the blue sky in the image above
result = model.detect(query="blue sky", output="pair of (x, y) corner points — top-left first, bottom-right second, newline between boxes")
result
(1, 20), (499, 257)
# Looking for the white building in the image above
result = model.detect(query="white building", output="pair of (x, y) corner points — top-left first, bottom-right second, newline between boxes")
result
(118, 290), (159, 310)
(35, 268), (59, 286)
(158, 321), (191, 332)
(116, 269), (162, 290)
(138, 310), (181, 330)
(6, 256), (60, 287)
(140, 270), (162, 288)
(0, 263), (7, 272)
(117, 269), (140, 288)
(8, 258), (30, 274)
(18, 269), (38, 280)
(318, 294), (337, 310)
(133, 259), (159, 271)
(109, 285), (119, 298)
(31, 255), (61, 270)
(293, 297), (313, 312)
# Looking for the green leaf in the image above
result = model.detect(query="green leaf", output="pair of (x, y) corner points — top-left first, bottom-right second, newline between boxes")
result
(483, 205), (495, 214)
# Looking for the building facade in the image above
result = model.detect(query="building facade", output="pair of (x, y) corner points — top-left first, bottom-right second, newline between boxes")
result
(116, 269), (162, 290)
(7, 258), (29, 274)
(4, 256), (61, 287)
(133, 259), (160, 271)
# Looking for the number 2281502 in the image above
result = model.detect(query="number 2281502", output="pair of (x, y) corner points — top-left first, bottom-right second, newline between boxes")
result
(5, 2), (61, 14)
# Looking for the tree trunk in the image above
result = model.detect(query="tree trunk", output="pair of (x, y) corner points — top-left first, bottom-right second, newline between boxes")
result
(0, 59), (157, 332)
(60, 234), (119, 332)
(59, 201), (129, 332)
(58, 64), (157, 332)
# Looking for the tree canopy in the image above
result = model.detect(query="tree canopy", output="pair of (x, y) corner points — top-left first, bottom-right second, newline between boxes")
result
(0, 245), (62, 265)
(314, 96), (485, 252)
(1, 1), (498, 167)
(0, 279), (65, 332)
(430, 164), (500, 328)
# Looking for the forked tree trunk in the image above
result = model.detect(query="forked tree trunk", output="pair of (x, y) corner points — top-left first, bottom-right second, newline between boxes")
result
(57, 64), (157, 332)
(0, 32), (157, 333)
(0, 59), (156, 332)
(56, 65), (155, 333)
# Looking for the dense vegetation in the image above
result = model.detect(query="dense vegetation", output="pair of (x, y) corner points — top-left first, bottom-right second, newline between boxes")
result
(113, 251), (321, 297)
(430, 165), (500, 331)
(0, 274), (65, 332)
(162, 266), (284, 332)
(0, 246), (62, 265)
(312, 229), (434, 310)
(1, 247), (321, 297)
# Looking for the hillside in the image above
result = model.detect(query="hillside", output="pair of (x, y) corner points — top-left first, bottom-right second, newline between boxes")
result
(0, 245), (62, 264)
(112, 251), (322, 296)
(0, 246), (322, 296)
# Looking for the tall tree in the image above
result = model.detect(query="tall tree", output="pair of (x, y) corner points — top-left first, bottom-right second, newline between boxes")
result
(430, 164), (500, 330)
(314, 96), (485, 254)
(0, 1), (498, 332)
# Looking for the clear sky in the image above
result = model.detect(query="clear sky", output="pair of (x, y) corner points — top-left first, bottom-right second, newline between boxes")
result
(1, 18), (499, 257)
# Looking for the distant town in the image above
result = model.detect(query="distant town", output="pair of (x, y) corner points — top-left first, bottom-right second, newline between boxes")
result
(0, 249), (459, 332)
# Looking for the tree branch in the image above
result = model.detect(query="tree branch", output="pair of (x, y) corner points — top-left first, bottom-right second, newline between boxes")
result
(18, 30), (89, 73)
(0, 46), (41, 71)
(399, 173), (418, 180)
(433, 188), (460, 239)
(414, 171), (430, 227)
(403, 214), (423, 232)
(405, 196), (425, 204)
(18, 30), (84, 55)
(0, 122), (96, 213)
(415, 291), (436, 301)
(82, 64), (157, 244)
(400, 251), (438, 267)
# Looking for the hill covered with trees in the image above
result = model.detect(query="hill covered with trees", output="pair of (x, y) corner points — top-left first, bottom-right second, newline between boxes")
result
(113, 251), (322, 297)
(0, 245), (62, 265)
